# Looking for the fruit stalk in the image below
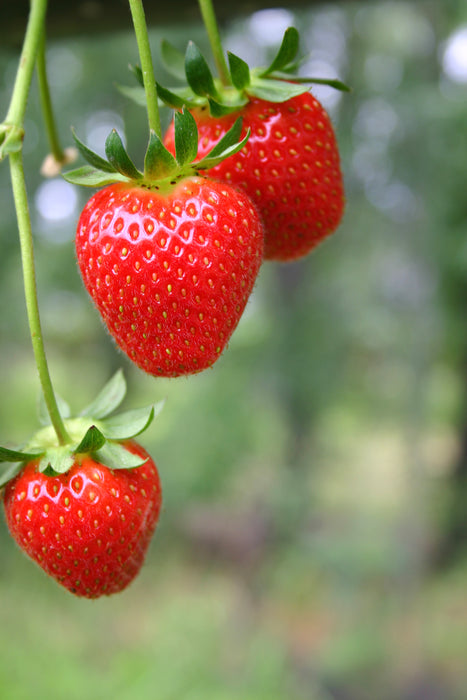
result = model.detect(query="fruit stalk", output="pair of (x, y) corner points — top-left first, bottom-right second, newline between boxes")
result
(36, 29), (66, 164)
(197, 0), (230, 87)
(1, 0), (48, 157)
(127, 0), (162, 137)
(9, 151), (71, 445)
(2, 0), (70, 444)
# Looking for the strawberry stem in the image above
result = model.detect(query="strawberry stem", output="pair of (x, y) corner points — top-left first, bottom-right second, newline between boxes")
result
(197, 0), (231, 87)
(36, 29), (66, 164)
(128, 0), (162, 138)
(9, 143), (71, 446)
(1, 0), (71, 445)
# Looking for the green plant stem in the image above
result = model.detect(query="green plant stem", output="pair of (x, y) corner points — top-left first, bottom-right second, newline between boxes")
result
(128, 0), (161, 138)
(3, 0), (70, 444)
(197, 0), (230, 86)
(4, 0), (48, 131)
(9, 152), (70, 445)
(36, 29), (65, 163)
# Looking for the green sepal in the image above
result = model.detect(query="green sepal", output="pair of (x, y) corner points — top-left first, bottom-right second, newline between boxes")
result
(0, 463), (24, 488)
(160, 39), (187, 81)
(95, 442), (148, 471)
(185, 41), (219, 99)
(174, 108), (198, 166)
(228, 52), (251, 90)
(247, 77), (309, 102)
(74, 425), (107, 454)
(207, 97), (247, 117)
(196, 117), (249, 170)
(71, 128), (117, 173)
(144, 130), (178, 180)
(80, 369), (127, 420)
(269, 74), (351, 92)
(129, 63), (144, 87)
(39, 447), (74, 475)
(100, 401), (163, 440)
(0, 445), (44, 464)
(259, 27), (300, 76)
(62, 165), (129, 187)
(38, 392), (71, 426)
(156, 82), (188, 110)
(105, 130), (143, 180)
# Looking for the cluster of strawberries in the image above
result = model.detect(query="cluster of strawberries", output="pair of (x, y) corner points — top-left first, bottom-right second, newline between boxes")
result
(1, 28), (345, 598)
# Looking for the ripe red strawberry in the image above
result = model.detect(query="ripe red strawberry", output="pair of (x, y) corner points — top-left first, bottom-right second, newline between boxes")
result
(164, 92), (344, 262)
(3, 440), (161, 599)
(76, 177), (263, 377)
(65, 110), (264, 378)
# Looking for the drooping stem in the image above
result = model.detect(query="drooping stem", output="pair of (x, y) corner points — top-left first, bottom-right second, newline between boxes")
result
(1, 0), (49, 159)
(197, 0), (230, 87)
(36, 29), (65, 163)
(128, 0), (162, 138)
(9, 151), (70, 445)
(4, 0), (48, 127)
(2, 0), (70, 444)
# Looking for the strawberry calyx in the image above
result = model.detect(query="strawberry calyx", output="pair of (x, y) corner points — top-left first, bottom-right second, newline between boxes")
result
(0, 369), (163, 488)
(121, 27), (350, 118)
(63, 107), (249, 189)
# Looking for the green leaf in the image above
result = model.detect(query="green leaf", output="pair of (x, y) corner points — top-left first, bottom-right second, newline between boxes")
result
(0, 463), (24, 488)
(80, 369), (127, 419)
(95, 442), (148, 471)
(38, 391), (71, 426)
(100, 401), (164, 440)
(39, 447), (74, 475)
(144, 130), (178, 180)
(185, 42), (219, 99)
(247, 78), (308, 103)
(105, 130), (142, 180)
(0, 445), (43, 463)
(62, 165), (129, 187)
(71, 129), (116, 172)
(75, 425), (107, 454)
(196, 127), (250, 171)
(160, 39), (187, 81)
(174, 108), (198, 166)
(260, 27), (300, 76)
(228, 52), (251, 90)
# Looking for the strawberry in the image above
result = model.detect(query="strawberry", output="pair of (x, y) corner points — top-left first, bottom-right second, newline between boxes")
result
(65, 110), (264, 377)
(3, 441), (161, 599)
(76, 177), (262, 377)
(135, 29), (348, 262)
(1, 370), (164, 598)
(164, 92), (344, 261)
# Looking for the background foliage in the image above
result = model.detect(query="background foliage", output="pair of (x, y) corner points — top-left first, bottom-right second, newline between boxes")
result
(2, 1), (467, 698)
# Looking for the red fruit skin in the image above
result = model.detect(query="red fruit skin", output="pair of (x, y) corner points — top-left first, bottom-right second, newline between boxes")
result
(3, 441), (162, 598)
(164, 93), (345, 262)
(76, 178), (263, 377)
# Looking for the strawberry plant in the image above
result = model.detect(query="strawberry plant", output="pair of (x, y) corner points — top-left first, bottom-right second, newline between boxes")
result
(0, 0), (349, 597)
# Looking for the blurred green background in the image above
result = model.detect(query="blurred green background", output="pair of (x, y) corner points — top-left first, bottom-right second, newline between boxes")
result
(2, 1), (467, 698)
